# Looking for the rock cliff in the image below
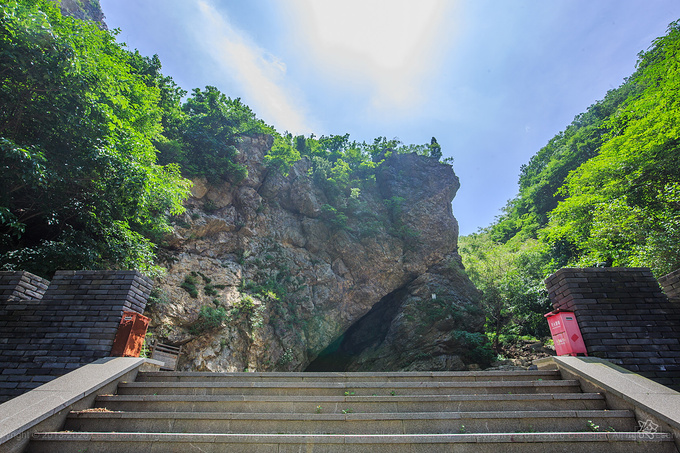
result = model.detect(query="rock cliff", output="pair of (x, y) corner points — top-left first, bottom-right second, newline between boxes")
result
(54, 0), (107, 28)
(148, 135), (487, 372)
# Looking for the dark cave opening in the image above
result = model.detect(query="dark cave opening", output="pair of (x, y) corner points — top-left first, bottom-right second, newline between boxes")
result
(305, 285), (409, 372)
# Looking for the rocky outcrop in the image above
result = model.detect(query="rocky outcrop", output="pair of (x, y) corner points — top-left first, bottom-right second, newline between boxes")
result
(149, 135), (486, 372)
(54, 0), (107, 28)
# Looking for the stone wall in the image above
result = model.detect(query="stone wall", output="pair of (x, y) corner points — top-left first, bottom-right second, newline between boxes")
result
(0, 270), (152, 402)
(545, 267), (680, 390)
(0, 271), (49, 302)
(659, 268), (680, 303)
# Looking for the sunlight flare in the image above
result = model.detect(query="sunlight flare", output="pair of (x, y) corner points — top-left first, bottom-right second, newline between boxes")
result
(195, 0), (313, 134)
(290, 0), (455, 112)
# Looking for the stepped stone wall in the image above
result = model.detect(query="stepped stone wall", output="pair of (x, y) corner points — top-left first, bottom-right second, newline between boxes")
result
(659, 268), (680, 303)
(0, 270), (152, 402)
(545, 267), (680, 390)
(0, 271), (49, 302)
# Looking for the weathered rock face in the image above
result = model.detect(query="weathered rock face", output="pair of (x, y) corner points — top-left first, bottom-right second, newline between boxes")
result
(56, 0), (107, 28)
(149, 135), (485, 372)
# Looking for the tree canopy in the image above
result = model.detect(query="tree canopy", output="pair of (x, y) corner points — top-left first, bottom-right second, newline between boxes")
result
(543, 21), (680, 274)
(459, 20), (680, 346)
(0, 0), (190, 277)
(477, 20), (680, 277)
(157, 86), (275, 184)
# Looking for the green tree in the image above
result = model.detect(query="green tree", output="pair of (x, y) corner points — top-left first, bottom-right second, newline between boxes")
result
(428, 137), (442, 160)
(474, 20), (680, 294)
(263, 133), (300, 176)
(491, 82), (635, 244)
(459, 232), (552, 350)
(157, 86), (275, 184)
(543, 21), (680, 275)
(0, 0), (190, 277)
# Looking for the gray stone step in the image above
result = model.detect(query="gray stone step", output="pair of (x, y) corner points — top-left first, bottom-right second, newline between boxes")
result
(28, 432), (678, 453)
(64, 410), (637, 434)
(95, 392), (607, 413)
(26, 370), (678, 453)
(116, 379), (582, 396)
(136, 370), (563, 383)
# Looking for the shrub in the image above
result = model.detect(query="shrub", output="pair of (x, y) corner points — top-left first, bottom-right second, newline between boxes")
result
(190, 305), (228, 334)
(203, 200), (217, 213)
(180, 274), (199, 298)
(146, 287), (169, 308)
(230, 295), (256, 317)
(452, 330), (495, 368)
(320, 204), (348, 230)
(204, 283), (218, 296)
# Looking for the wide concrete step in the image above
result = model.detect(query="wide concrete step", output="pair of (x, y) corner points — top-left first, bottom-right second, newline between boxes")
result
(115, 379), (582, 396)
(136, 370), (562, 383)
(64, 410), (637, 434)
(95, 392), (607, 413)
(28, 432), (678, 453)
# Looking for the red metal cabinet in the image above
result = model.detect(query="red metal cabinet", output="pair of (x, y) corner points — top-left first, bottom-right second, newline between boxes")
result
(110, 311), (149, 357)
(545, 310), (587, 356)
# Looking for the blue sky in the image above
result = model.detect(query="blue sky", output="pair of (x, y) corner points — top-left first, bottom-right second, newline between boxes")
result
(99, 0), (680, 235)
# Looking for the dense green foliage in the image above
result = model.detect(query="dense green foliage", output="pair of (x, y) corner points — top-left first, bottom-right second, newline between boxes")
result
(493, 83), (635, 243)
(7, 2), (678, 358)
(543, 22), (680, 274)
(0, 0), (190, 277)
(460, 20), (680, 345)
(0, 1), (276, 278)
(459, 234), (552, 349)
(189, 305), (228, 335)
(157, 86), (275, 184)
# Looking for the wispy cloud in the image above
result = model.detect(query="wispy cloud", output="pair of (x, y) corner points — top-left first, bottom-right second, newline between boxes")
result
(193, 1), (313, 134)
(289, 0), (456, 115)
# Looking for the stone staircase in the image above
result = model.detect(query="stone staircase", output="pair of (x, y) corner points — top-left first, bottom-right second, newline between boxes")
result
(27, 370), (678, 452)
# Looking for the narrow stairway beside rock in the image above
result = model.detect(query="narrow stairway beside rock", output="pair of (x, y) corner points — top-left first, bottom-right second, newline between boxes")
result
(27, 370), (677, 453)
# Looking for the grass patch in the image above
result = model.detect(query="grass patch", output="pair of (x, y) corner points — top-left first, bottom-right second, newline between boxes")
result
(180, 274), (199, 298)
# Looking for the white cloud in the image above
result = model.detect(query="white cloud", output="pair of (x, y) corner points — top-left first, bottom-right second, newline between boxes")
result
(193, 1), (314, 134)
(289, 0), (456, 114)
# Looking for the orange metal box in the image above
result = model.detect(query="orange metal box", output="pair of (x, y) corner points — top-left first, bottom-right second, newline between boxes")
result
(544, 310), (587, 356)
(110, 311), (150, 357)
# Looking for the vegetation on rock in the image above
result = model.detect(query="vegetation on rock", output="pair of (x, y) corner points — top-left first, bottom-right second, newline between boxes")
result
(54, 0), (105, 26)
(0, 0), (529, 372)
(0, 0), (447, 280)
(9, 0), (679, 373)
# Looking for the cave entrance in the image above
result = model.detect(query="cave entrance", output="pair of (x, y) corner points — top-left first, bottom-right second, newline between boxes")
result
(305, 285), (409, 372)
